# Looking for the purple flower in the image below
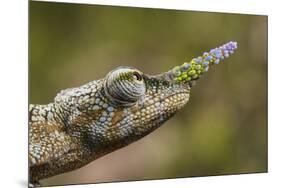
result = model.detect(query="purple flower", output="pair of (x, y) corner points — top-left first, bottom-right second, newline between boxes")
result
(180, 41), (237, 78)
(214, 49), (222, 58)
(196, 57), (203, 64)
(214, 59), (220, 64)
(203, 61), (209, 66)
(181, 63), (191, 71)
(210, 41), (238, 60)
(205, 55), (212, 61)
(224, 50), (229, 58)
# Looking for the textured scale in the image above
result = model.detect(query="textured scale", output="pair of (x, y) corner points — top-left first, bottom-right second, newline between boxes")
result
(29, 41), (238, 185)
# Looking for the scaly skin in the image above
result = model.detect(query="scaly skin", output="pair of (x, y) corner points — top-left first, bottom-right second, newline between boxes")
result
(29, 41), (238, 185)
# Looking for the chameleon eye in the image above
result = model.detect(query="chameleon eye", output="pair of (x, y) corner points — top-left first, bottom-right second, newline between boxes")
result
(132, 71), (143, 81)
(104, 67), (146, 106)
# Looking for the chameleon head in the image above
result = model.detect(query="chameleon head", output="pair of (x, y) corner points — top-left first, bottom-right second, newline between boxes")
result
(55, 41), (237, 155)
(101, 66), (191, 141)
(95, 41), (238, 146)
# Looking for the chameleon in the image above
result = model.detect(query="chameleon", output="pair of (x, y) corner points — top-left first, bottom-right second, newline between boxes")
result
(29, 41), (238, 186)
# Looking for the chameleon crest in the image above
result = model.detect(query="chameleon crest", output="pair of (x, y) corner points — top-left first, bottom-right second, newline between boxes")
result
(29, 41), (238, 185)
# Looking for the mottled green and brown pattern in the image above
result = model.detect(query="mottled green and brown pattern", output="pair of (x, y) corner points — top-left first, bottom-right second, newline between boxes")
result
(29, 41), (237, 186)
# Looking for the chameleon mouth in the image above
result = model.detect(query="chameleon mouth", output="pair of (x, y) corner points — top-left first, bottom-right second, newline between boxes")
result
(141, 91), (190, 110)
(164, 91), (190, 107)
(129, 91), (190, 129)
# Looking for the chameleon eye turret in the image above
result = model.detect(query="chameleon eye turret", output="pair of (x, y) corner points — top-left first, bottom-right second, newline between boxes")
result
(104, 67), (146, 106)
(29, 41), (238, 185)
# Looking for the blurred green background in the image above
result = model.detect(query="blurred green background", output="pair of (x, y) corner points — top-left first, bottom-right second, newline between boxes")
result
(29, 1), (267, 186)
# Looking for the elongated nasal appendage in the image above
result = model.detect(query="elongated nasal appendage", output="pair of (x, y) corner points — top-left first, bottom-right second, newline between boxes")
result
(168, 41), (238, 83)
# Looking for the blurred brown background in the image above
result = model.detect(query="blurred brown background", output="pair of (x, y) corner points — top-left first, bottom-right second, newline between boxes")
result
(29, 1), (267, 186)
